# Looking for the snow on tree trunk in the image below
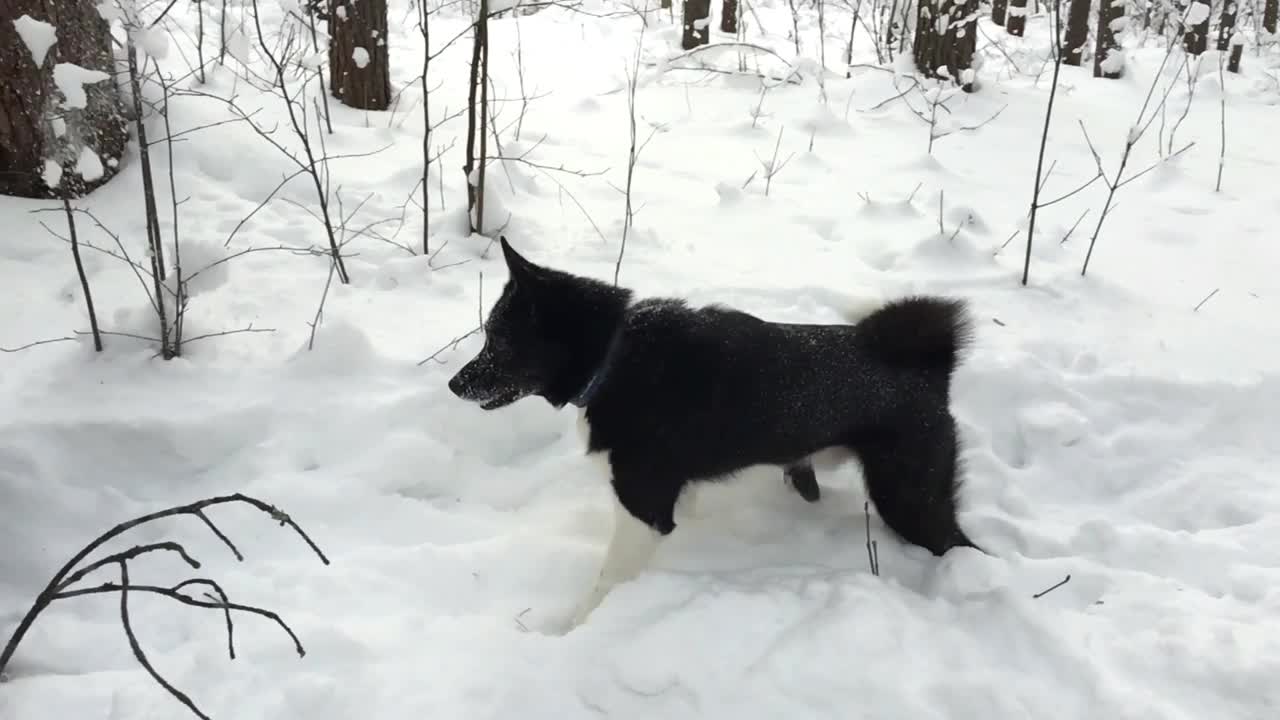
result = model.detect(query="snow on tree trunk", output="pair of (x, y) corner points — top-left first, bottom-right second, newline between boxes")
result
(1093, 0), (1125, 78)
(328, 0), (391, 110)
(1182, 0), (1210, 55)
(1005, 0), (1027, 36)
(682, 0), (712, 49)
(912, 0), (980, 91)
(1062, 0), (1092, 67)
(720, 0), (738, 34)
(0, 0), (127, 198)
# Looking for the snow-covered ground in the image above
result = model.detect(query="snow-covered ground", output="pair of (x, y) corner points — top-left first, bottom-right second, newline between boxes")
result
(4, 1), (1280, 718)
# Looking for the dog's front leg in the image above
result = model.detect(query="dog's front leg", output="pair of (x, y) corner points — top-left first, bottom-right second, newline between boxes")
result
(570, 474), (678, 627)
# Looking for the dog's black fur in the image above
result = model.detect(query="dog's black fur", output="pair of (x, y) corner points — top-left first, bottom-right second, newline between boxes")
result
(449, 238), (981, 558)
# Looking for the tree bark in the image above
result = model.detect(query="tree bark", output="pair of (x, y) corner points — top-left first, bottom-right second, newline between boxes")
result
(1062, 0), (1092, 66)
(912, 0), (980, 90)
(885, 0), (900, 51)
(1094, 0), (1124, 78)
(1006, 0), (1027, 35)
(682, 0), (712, 49)
(1217, 0), (1244, 72)
(1182, 0), (1210, 55)
(992, 0), (1008, 25)
(328, 0), (391, 110)
(0, 0), (127, 198)
(720, 0), (738, 33)
(1266, 0), (1279, 35)
(464, 0), (486, 228)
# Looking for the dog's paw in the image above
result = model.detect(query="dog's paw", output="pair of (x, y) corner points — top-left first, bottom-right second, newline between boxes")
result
(567, 582), (611, 629)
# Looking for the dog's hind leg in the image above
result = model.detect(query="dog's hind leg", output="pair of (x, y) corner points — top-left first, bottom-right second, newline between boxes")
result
(571, 468), (681, 627)
(849, 409), (983, 557)
(783, 461), (821, 503)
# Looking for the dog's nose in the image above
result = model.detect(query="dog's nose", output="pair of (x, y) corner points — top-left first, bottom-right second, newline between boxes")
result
(447, 372), (464, 397)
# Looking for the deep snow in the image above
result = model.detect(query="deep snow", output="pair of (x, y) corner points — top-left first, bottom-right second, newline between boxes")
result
(4, 1), (1280, 718)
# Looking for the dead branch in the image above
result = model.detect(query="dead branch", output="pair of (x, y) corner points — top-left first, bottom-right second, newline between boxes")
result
(307, 259), (339, 351)
(1032, 574), (1072, 598)
(652, 41), (804, 85)
(0, 494), (328, 718)
(0, 337), (78, 353)
(864, 501), (880, 576)
(182, 325), (277, 346)
(59, 197), (104, 351)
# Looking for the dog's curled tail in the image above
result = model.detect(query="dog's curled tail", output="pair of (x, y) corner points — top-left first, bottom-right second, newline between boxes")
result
(850, 295), (984, 557)
(853, 295), (972, 378)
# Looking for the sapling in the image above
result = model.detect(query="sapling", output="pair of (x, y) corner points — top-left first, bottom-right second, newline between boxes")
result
(753, 126), (795, 197)
(1021, 0), (1065, 285)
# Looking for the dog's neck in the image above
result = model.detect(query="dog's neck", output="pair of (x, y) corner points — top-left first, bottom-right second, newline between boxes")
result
(568, 324), (625, 407)
(538, 279), (632, 409)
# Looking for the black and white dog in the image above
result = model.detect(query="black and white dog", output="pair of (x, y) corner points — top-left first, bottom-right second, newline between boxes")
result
(448, 237), (983, 625)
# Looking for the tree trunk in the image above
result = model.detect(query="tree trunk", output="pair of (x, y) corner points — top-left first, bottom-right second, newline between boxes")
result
(1182, 0), (1210, 55)
(912, 0), (980, 90)
(720, 0), (738, 33)
(463, 0), (487, 230)
(0, 0), (127, 198)
(886, 0), (900, 51)
(1094, 0), (1124, 77)
(328, 0), (391, 110)
(1266, 0), (1279, 34)
(1217, 0), (1243, 72)
(1062, 0), (1092, 66)
(992, 0), (1008, 24)
(1006, 0), (1028, 35)
(682, 0), (712, 49)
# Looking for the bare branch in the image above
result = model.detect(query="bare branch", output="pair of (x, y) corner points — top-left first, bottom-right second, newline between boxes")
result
(56, 579), (304, 659)
(118, 561), (211, 720)
(0, 337), (78, 353)
(1032, 574), (1072, 599)
(182, 325), (277, 345)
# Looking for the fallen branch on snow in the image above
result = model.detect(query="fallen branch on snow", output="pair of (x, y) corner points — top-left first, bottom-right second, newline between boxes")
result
(0, 494), (329, 719)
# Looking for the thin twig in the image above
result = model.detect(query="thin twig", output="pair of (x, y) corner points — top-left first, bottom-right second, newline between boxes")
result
(118, 561), (211, 720)
(1193, 287), (1220, 312)
(182, 325), (276, 345)
(57, 542), (201, 592)
(0, 337), (77, 353)
(864, 502), (880, 577)
(307, 259), (338, 351)
(63, 197), (103, 351)
(57, 579), (304, 658)
(1032, 574), (1071, 598)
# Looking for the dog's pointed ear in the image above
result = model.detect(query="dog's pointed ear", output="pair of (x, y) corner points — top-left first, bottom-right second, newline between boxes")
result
(500, 236), (538, 283)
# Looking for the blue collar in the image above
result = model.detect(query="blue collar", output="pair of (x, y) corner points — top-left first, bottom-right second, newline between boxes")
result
(568, 328), (624, 408)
